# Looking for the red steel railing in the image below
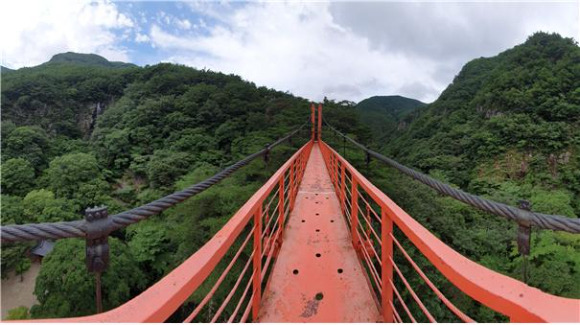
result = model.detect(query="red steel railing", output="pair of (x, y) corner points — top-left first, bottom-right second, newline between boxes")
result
(318, 140), (580, 323)
(30, 141), (313, 323)
(11, 103), (579, 322)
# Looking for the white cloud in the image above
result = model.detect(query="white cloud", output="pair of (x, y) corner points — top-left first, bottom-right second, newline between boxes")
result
(3, 1), (577, 102)
(135, 33), (150, 43)
(150, 2), (578, 101)
(150, 2), (445, 102)
(150, 1), (578, 103)
(330, 2), (579, 87)
(175, 18), (192, 30)
(0, 0), (133, 68)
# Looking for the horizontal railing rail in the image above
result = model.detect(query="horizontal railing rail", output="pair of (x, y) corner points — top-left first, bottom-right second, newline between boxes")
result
(322, 119), (580, 234)
(15, 140), (314, 323)
(319, 140), (580, 323)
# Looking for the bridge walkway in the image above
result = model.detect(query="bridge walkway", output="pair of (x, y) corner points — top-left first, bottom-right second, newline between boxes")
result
(258, 143), (382, 322)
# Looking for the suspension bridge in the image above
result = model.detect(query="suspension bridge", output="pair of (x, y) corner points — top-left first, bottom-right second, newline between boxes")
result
(2, 104), (579, 322)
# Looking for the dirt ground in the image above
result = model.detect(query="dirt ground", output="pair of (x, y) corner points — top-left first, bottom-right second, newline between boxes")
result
(1, 261), (40, 319)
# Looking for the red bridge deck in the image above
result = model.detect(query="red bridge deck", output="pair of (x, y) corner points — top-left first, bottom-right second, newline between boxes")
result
(259, 143), (382, 322)
(15, 105), (579, 323)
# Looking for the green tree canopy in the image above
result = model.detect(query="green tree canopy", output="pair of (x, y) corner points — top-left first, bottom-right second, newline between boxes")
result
(43, 153), (109, 209)
(1, 158), (36, 196)
(22, 189), (77, 223)
(2, 126), (49, 170)
(32, 238), (146, 318)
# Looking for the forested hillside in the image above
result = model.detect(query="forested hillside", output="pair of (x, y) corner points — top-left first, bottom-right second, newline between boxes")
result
(1, 32), (579, 322)
(356, 95), (425, 144)
(1, 53), (310, 319)
(323, 32), (579, 321)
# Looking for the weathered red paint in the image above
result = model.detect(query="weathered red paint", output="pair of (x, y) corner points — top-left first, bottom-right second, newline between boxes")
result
(12, 104), (580, 323)
(19, 141), (313, 323)
(258, 144), (382, 322)
(319, 140), (580, 323)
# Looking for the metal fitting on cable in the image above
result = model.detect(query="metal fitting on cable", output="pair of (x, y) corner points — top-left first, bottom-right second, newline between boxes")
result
(263, 145), (270, 164)
(85, 206), (111, 273)
(516, 200), (532, 256)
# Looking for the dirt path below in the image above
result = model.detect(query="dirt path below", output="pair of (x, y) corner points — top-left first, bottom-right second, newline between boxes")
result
(1, 261), (40, 319)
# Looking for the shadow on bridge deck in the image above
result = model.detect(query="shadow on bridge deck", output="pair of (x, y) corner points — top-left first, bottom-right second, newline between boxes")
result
(259, 143), (382, 322)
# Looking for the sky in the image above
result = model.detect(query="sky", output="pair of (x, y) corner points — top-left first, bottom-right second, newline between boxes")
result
(1, 1), (578, 103)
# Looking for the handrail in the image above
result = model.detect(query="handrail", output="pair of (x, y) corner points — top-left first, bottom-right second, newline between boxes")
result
(323, 119), (580, 234)
(319, 140), (580, 322)
(12, 140), (314, 323)
(6, 104), (579, 323)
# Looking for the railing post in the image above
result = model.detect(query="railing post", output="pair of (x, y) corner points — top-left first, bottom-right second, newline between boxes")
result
(381, 207), (394, 322)
(289, 161), (295, 212)
(85, 206), (111, 314)
(350, 178), (360, 249)
(317, 104), (322, 141)
(299, 154), (303, 184)
(252, 205), (262, 320)
(311, 104), (316, 141)
(301, 150), (306, 178)
(278, 175), (285, 242)
(300, 157), (303, 183)
(296, 154), (301, 188)
(340, 165), (346, 214)
(334, 157), (340, 192)
(329, 154), (334, 186)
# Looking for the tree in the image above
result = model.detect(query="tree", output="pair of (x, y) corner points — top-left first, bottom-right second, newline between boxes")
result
(146, 150), (194, 189)
(2, 126), (49, 171)
(1, 158), (36, 196)
(44, 153), (110, 209)
(92, 128), (132, 170)
(1, 242), (34, 279)
(32, 238), (146, 318)
(127, 220), (174, 279)
(22, 189), (77, 223)
(0, 195), (25, 224)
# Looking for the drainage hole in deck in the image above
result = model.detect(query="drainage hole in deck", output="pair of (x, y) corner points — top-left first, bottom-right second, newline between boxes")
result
(315, 293), (324, 301)
(293, 269), (299, 275)
(315, 253), (321, 258)
(337, 268), (343, 274)
(315, 229), (320, 232)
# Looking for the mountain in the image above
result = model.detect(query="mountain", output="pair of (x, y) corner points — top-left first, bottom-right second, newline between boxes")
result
(2, 52), (308, 318)
(367, 32), (580, 305)
(2, 33), (579, 320)
(356, 95), (425, 143)
(385, 32), (580, 196)
(1, 65), (14, 73)
(1, 55), (138, 138)
(44, 52), (136, 69)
